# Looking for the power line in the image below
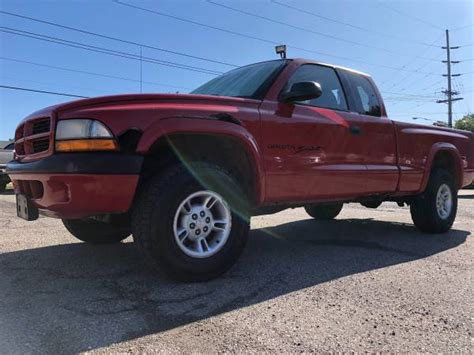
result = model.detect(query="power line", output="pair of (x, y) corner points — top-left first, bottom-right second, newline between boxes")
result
(381, 91), (438, 98)
(0, 9), (238, 68)
(1, 46), (447, 104)
(379, 34), (444, 90)
(0, 27), (222, 75)
(207, 0), (438, 61)
(380, 88), (440, 98)
(419, 78), (445, 91)
(451, 23), (474, 31)
(2, 75), (105, 94)
(386, 60), (440, 92)
(0, 56), (192, 90)
(378, 2), (443, 31)
(1, 27), (222, 75)
(385, 87), (443, 106)
(453, 76), (471, 113)
(388, 111), (448, 114)
(384, 97), (437, 102)
(112, 0), (441, 76)
(270, 0), (440, 48)
(0, 85), (88, 98)
(400, 101), (437, 111)
(113, 0), (348, 61)
(390, 79), (444, 98)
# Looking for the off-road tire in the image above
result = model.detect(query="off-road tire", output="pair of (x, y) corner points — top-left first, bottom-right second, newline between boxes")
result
(410, 168), (457, 234)
(62, 217), (131, 244)
(132, 163), (250, 281)
(305, 203), (343, 220)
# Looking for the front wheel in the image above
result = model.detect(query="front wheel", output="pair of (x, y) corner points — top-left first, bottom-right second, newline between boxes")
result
(132, 163), (250, 281)
(410, 168), (457, 234)
(305, 203), (343, 220)
(62, 216), (131, 244)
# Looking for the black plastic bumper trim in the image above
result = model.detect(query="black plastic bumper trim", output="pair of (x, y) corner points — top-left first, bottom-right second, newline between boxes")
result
(6, 153), (143, 175)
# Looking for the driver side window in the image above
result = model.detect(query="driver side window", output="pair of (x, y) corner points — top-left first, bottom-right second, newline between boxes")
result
(286, 64), (348, 111)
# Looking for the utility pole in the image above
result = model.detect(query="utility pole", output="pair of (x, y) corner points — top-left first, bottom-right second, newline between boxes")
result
(445, 29), (452, 127)
(438, 29), (463, 128)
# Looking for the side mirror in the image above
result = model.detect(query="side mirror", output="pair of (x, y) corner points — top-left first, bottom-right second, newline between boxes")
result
(280, 81), (323, 103)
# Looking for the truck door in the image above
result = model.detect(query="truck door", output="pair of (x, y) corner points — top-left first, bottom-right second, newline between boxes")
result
(338, 70), (399, 194)
(260, 63), (369, 203)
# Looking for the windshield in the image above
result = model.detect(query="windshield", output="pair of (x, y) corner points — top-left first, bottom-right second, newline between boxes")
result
(191, 60), (287, 99)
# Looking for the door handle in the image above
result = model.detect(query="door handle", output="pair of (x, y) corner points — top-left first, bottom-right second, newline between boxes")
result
(349, 125), (362, 135)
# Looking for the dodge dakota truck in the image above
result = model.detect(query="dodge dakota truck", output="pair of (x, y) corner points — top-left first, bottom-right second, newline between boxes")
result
(7, 58), (474, 280)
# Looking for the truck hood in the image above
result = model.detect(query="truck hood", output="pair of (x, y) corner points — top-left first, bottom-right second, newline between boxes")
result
(22, 93), (259, 122)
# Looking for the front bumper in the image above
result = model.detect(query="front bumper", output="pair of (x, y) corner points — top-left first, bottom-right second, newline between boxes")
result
(6, 153), (143, 219)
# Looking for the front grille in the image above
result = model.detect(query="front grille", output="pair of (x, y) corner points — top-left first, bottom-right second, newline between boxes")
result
(32, 118), (51, 135)
(15, 124), (25, 141)
(32, 138), (50, 153)
(14, 116), (52, 159)
(15, 142), (25, 155)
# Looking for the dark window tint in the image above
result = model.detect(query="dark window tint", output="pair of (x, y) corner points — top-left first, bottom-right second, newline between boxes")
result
(285, 64), (348, 111)
(346, 73), (381, 117)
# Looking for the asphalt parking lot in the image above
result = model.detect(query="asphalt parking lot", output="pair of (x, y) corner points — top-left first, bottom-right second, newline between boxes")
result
(0, 187), (472, 353)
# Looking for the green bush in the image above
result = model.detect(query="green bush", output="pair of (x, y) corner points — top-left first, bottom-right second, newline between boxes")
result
(455, 114), (474, 132)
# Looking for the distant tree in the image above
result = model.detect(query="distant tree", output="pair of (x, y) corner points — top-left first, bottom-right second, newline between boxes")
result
(454, 113), (474, 132)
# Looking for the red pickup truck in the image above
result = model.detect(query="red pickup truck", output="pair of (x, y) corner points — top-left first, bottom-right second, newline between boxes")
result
(7, 58), (474, 280)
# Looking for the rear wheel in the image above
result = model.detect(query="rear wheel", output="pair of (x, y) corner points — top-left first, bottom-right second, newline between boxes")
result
(410, 168), (457, 234)
(132, 163), (250, 281)
(305, 203), (343, 220)
(62, 216), (131, 244)
(0, 182), (6, 193)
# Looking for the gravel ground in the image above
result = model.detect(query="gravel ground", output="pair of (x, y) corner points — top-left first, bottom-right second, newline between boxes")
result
(0, 188), (472, 353)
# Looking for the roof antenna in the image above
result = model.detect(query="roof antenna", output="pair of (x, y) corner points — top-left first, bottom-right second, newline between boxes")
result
(275, 45), (287, 59)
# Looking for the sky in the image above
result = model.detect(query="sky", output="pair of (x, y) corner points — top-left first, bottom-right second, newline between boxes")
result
(0, 0), (473, 140)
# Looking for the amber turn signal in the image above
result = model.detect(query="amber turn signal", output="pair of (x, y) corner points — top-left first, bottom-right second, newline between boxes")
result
(55, 139), (118, 152)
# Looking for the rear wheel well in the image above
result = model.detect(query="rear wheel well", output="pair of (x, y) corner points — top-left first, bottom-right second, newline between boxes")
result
(431, 150), (460, 187)
(140, 134), (257, 206)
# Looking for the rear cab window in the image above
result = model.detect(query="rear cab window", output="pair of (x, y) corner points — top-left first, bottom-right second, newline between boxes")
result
(341, 70), (382, 117)
(284, 64), (348, 111)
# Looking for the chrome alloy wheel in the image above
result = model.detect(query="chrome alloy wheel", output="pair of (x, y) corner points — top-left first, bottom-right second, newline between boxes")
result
(173, 191), (232, 258)
(436, 183), (453, 220)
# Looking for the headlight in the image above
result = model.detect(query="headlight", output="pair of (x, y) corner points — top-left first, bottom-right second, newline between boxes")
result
(55, 119), (118, 152)
(56, 119), (113, 139)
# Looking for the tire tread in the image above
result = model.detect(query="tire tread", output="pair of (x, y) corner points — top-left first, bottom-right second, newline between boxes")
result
(131, 163), (249, 281)
(410, 168), (457, 234)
